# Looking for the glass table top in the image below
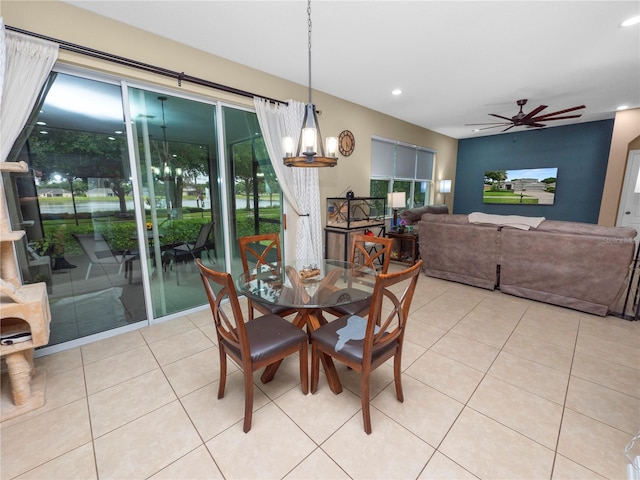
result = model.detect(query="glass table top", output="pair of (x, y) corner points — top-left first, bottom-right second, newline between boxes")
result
(236, 259), (378, 309)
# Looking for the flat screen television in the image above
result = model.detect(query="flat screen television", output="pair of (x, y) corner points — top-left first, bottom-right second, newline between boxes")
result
(483, 168), (558, 205)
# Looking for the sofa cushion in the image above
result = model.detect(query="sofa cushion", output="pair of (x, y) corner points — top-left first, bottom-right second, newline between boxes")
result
(535, 220), (637, 239)
(419, 212), (467, 225)
(400, 204), (448, 225)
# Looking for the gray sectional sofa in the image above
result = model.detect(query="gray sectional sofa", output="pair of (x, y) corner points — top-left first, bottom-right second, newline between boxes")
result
(417, 213), (637, 316)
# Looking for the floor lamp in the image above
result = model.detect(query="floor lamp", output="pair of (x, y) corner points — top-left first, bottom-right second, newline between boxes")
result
(388, 191), (406, 230)
(439, 179), (452, 204)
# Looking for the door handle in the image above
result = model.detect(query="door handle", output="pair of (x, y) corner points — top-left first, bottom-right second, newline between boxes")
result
(626, 211), (631, 214)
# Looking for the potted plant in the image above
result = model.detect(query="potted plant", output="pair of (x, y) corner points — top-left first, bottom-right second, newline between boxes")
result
(34, 225), (76, 270)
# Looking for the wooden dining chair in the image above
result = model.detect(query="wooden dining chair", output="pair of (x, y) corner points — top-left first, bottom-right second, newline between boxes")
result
(310, 260), (422, 434)
(323, 233), (393, 319)
(238, 233), (296, 320)
(196, 259), (308, 433)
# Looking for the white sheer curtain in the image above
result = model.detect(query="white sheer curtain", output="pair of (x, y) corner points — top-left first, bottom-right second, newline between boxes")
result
(254, 97), (323, 260)
(0, 18), (6, 115)
(0, 24), (58, 162)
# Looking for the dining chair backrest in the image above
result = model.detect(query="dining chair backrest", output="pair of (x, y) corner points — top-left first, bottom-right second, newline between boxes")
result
(197, 259), (248, 361)
(239, 233), (282, 276)
(239, 233), (296, 320)
(196, 258), (309, 432)
(322, 233), (394, 320)
(365, 259), (422, 354)
(350, 233), (393, 274)
(310, 259), (423, 434)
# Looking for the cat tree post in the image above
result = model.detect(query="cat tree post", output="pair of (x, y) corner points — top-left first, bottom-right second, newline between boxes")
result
(0, 161), (51, 421)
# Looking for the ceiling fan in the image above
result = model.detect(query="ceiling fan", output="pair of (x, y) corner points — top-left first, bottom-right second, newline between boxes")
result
(467, 99), (586, 132)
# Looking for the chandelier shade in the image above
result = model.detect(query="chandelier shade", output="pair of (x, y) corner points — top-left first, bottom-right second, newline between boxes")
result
(283, 0), (337, 168)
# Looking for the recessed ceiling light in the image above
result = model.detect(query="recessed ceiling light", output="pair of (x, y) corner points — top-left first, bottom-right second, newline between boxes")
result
(472, 129), (480, 132)
(36, 121), (46, 126)
(107, 136), (116, 140)
(617, 105), (629, 111)
(392, 89), (402, 96)
(621, 15), (640, 27)
(114, 130), (123, 134)
(39, 131), (48, 135)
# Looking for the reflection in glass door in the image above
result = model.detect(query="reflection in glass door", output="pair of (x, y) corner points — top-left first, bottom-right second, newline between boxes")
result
(222, 107), (283, 278)
(6, 69), (284, 347)
(7, 73), (147, 346)
(128, 89), (224, 318)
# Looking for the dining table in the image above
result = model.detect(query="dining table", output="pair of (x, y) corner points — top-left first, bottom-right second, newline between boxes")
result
(236, 258), (378, 394)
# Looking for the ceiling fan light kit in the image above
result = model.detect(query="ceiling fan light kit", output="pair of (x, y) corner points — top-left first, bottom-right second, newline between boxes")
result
(467, 99), (586, 133)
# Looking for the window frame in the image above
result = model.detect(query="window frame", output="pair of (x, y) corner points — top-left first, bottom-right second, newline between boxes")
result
(370, 136), (436, 210)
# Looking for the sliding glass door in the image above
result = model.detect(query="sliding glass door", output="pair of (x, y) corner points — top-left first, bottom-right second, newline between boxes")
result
(128, 88), (224, 318)
(8, 73), (145, 345)
(4, 67), (282, 348)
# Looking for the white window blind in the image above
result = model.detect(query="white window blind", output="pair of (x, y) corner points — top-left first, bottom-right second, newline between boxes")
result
(371, 137), (435, 181)
(371, 139), (395, 177)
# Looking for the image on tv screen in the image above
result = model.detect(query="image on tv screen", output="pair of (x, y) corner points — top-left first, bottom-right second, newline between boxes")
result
(483, 168), (558, 205)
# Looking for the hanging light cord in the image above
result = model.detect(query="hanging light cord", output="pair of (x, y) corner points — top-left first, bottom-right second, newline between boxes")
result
(307, 0), (313, 106)
(159, 96), (169, 168)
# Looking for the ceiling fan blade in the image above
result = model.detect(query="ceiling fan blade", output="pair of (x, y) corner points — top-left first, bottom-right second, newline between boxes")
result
(522, 105), (547, 120)
(501, 125), (515, 133)
(526, 123), (547, 128)
(533, 105), (585, 120)
(489, 113), (514, 122)
(465, 122), (511, 126)
(531, 114), (583, 122)
(478, 125), (508, 130)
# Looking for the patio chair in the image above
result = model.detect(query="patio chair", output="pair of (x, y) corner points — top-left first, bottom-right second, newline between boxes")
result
(73, 233), (127, 281)
(166, 222), (216, 284)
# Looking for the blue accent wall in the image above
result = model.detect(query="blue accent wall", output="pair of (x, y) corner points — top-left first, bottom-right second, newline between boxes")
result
(454, 120), (614, 223)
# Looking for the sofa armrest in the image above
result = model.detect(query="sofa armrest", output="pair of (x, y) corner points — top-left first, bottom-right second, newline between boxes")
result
(400, 204), (449, 225)
(418, 215), (499, 290)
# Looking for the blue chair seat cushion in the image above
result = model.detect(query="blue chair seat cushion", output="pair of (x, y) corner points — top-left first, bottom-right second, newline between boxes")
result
(310, 314), (393, 364)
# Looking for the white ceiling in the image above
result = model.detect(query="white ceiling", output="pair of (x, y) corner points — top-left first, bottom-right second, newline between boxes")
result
(65, 0), (640, 140)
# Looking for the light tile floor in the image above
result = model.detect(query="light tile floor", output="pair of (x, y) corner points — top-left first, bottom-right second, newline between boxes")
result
(2, 274), (639, 479)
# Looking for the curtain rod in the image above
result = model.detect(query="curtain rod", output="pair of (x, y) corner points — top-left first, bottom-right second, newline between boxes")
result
(6, 25), (287, 106)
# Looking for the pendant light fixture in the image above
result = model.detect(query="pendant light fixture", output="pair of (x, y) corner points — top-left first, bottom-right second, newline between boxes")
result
(283, 0), (338, 167)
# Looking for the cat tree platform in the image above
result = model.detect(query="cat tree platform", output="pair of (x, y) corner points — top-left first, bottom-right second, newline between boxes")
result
(1, 161), (52, 421)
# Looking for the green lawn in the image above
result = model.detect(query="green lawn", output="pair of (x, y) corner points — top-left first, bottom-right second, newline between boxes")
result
(34, 204), (281, 257)
(483, 191), (539, 205)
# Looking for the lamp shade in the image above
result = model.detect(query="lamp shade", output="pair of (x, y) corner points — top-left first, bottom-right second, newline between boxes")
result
(439, 179), (452, 194)
(388, 191), (406, 209)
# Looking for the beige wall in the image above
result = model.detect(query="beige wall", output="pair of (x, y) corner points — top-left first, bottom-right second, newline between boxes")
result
(5, 0), (629, 231)
(2, 0), (458, 257)
(599, 108), (640, 226)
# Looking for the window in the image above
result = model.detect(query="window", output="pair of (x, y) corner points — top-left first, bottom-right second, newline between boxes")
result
(370, 136), (435, 210)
